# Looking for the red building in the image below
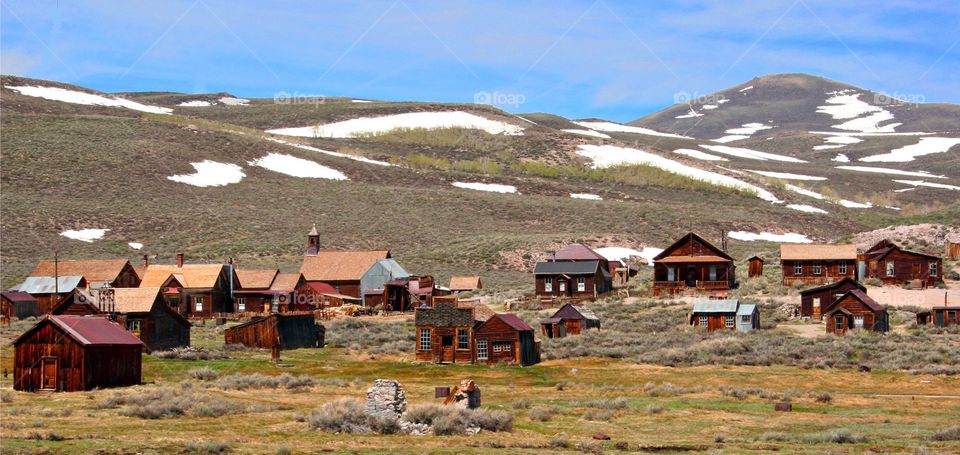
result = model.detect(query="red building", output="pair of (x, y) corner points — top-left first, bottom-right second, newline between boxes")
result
(859, 240), (943, 287)
(824, 290), (888, 335)
(652, 232), (735, 296)
(139, 254), (238, 319)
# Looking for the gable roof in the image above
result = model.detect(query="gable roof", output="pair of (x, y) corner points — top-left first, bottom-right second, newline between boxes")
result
(30, 259), (132, 285)
(552, 244), (607, 262)
(300, 250), (390, 282)
(449, 276), (482, 291)
(1, 291), (37, 303)
(235, 268), (279, 289)
(780, 244), (856, 261)
(15, 276), (85, 294)
(458, 300), (494, 322)
(303, 281), (338, 294)
(692, 299), (740, 313)
(825, 289), (886, 313)
(15, 315), (144, 346)
(736, 303), (758, 316)
(270, 273), (303, 292)
(99, 287), (165, 313)
(140, 264), (227, 288)
(549, 303), (599, 321)
(654, 232), (733, 263)
(489, 313), (534, 332)
(534, 260), (600, 275)
(799, 277), (865, 296)
(862, 240), (941, 261)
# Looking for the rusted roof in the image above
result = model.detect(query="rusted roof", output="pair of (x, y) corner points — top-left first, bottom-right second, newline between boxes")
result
(548, 303), (599, 322)
(1, 291), (36, 303)
(15, 276), (85, 294)
(552, 244), (606, 262)
(303, 281), (338, 294)
(780, 244), (856, 261)
(104, 288), (164, 313)
(270, 273), (302, 292)
(449, 276), (482, 291)
(235, 269), (279, 289)
(491, 313), (534, 332)
(826, 289), (886, 313)
(140, 264), (226, 288)
(30, 259), (132, 285)
(799, 277), (865, 296)
(15, 315), (144, 346)
(657, 255), (731, 264)
(300, 250), (390, 281)
(458, 301), (494, 322)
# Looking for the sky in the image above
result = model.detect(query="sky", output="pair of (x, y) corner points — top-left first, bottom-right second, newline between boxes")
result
(1, 0), (957, 122)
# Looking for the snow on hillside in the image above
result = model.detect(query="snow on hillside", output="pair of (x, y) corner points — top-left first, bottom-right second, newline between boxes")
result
(713, 123), (774, 143)
(178, 100), (213, 107)
(785, 184), (826, 200)
(452, 182), (518, 193)
(832, 154), (850, 162)
(219, 97), (250, 106)
(836, 165), (945, 179)
(6, 85), (173, 114)
(860, 137), (960, 163)
(838, 199), (873, 209)
(128, 242), (143, 250)
(739, 86), (753, 92)
(575, 144), (781, 202)
(562, 129), (611, 139)
(60, 228), (109, 243)
(266, 111), (525, 138)
(816, 91), (901, 133)
(785, 183), (873, 210)
(746, 170), (826, 181)
(594, 246), (663, 266)
(787, 204), (828, 214)
(167, 161), (245, 187)
(266, 137), (393, 166)
(249, 153), (349, 180)
(675, 107), (704, 119)
(572, 120), (692, 139)
(813, 135), (862, 151)
(729, 231), (812, 243)
(892, 180), (960, 191)
(351, 99), (373, 103)
(699, 144), (807, 163)
(673, 149), (727, 161)
(570, 193), (602, 200)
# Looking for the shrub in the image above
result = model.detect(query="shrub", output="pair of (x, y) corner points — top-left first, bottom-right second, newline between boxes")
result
(511, 399), (531, 409)
(529, 406), (557, 422)
(931, 426), (960, 441)
(308, 399), (398, 435)
(431, 414), (465, 436)
(463, 408), (513, 432)
(550, 434), (570, 448)
(582, 409), (614, 421)
(154, 347), (229, 360)
(574, 397), (629, 409)
(813, 392), (832, 403)
(184, 441), (231, 454)
(713, 434), (725, 443)
(404, 404), (451, 425)
(276, 448), (292, 455)
(646, 404), (664, 414)
(215, 373), (315, 390)
(801, 428), (867, 444)
(759, 432), (788, 442)
(108, 387), (267, 419)
(188, 367), (219, 381)
(0, 390), (13, 403)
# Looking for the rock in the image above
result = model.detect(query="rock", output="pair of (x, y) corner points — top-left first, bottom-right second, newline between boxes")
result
(774, 402), (792, 412)
(366, 379), (406, 419)
(448, 379), (481, 409)
(593, 433), (611, 440)
(398, 420), (429, 436)
(466, 426), (481, 436)
(858, 365), (872, 373)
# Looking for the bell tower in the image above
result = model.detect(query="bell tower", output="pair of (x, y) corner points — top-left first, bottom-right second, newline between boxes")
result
(306, 224), (320, 256)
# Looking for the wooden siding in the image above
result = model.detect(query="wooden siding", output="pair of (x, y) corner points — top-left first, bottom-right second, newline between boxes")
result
(781, 260), (856, 286)
(861, 250), (943, 285)
(474, 317), (540, 366)
(747, 258), (764, 278)
(535, 270), (605, 299)
(825, 295), (888, 335)
(691, 312), (736, 332)
(224, 314), (321, 350)
(414, 326), (474, 364)
(931, 308), (960, 327)
(800, 281), (862, 319)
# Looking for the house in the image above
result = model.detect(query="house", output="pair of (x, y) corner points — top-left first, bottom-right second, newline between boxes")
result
(551, 244), (616, 288)
(689, 299), (759, 332)
(414, 300), (480, 364)
(13, 276), (86, 314)
(138, 254), (238, 319)
(360, 259), (409, 306)
(799, 277), (865, 320)
(299, 225), (392, 298)
(823, 289), (889, 335)
(747, 256), (764, 278)
(224, 313), (323, 350)
(13, 315), (143, 392)
(232, 269), (306, 313)
(51, 287), (191, 352)
(780, 244), (857, 287)
(449, 276), (483, 293)
(534, 261), (609, 300)
(30, 259), (141, 289)
(858, 240), (943, 286)
(917, 306), (960, 327)
(296, 281), (360, 310)
(1, 291), (39, 320)
(384, 276), (450, 312)
(539, 303), (600, 338)
(474, 313), (540, 366)
(652, 232), (736, 296)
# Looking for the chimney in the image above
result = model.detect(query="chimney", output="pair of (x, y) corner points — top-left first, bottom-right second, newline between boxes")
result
(228, 257), (234, 265)
(177, 252), (184, 268)
(142, 254), (149, 268)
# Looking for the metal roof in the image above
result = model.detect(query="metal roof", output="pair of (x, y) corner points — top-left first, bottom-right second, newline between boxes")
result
(15, 276), (85, 294)
(491, 313), (534, 331)
(692, 299), (740, 313)
(534, 260), (599, 275)
(736, 304), (757, 316)
(15, 315), (144, 346)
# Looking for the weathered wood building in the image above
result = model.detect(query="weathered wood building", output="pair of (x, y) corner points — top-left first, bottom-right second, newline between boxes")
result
(474, 313), (540, 366)
(858, 240), (943, 287)
(139, 255), (238, 319)
(300, 227), (393, 298)
(224, 314), (323, 350)
(13, 315), (144, 392)
(689, 299), (759, 332)
(360, 259), (409, 306)
(233, 270), (306, 313)
(540, 303), (600, 338)
(747, 256), (764, 278)
(533, 260), (609, 300)
(448, 276), (483, 293)
(798, 277), (865, 320)
(30, 259), (141, 289)
(823, 289), (888, 335)
(13, 276), (85, 315)
(414, 301), (481, 364)
(1, 291), (39, 320)
(917, 306), (960, 327)
(780, 244), (857, 287)
(652, 232), (736, 296)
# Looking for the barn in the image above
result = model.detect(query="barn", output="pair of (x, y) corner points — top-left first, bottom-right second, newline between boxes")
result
(859, 240), (943, 287)
(224, 314), (323, 350)
(780, 244), (857, 287)
(799, 277), (865, 320)
(652, 232), (735, 296)
(474, 313), (540, 366)
(13, 315), (143, 392)
(540, 303), (600, 338)
(823, 289), (889, 335)
(1, 291), (39, 320)
(689, 299), (759, 332)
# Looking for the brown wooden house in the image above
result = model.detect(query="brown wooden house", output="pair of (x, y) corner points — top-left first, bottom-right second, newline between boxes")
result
(652, 232), (736, 296)
(30, 259), (141, 289)
(449, 276), (483, 293)
(858, 240), (943, 287)
(534, 260), (609, 300)
(233, 270), (307, 313)
(747, 256), (764, 278)
(1, 291), (39, 320)
(139, 255), (238, 319)
(474, 313), (540, 366)
(917, 306), (960, 327)
(13, 276), (86, 315)
(300, 226), (391, 298)
(384, 276), (451, 312)
(13, 315), (143, 392)
(689, 299), (759, 332)
(823, 289), (889, 335)
(799, 277), (865, 320)
(51, 287), (191, 352)
(540, 303), (600, 338)
(414, 301), (482, 364)
(224, 314), (323, 350)
(780, 244), (857, 287)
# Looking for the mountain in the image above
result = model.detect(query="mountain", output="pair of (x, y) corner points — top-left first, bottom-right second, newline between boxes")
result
(1, 74), (957, 290)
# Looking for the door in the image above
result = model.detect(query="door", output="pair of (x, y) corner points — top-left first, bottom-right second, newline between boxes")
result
(812, 298), (821, 320)
(41, 357), (58, 391)
(833, 315), (846, 335)
(935, 311), (945, 326)
(912, 263), (921, 279)
(440, 335), (454, 363)
(685, 266), (697, 287)
(565, 320), (581, 335)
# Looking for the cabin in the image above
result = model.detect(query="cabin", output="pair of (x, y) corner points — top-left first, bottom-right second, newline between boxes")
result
(652, 232), (736, 296)
(539, 303), (600, 338)
(13, 276), (86, 315)
(383, 275), (450, 311)
(947, 241), (960, 260)
(360, 259), (409, 305)
(858, 240), (943, 287)
(139, 254), (238, 319)
(30, 259), (141, 289)
(449, 276), (483, 293)
(13, 315), (143, 392)
(1, 291), (39, 320)
(780, 244), (857, 287)
(233, 270), (306, 313)
(689, 299), (759, 332)
(747, 256), (764, 278)
(916, 306), (960, 327)
(533, 260), (609, 300)
(474, 313), (540, 366)
(224, 313), (324, 349)
(798, 277), (865, 320)
(823, 289), (888, 335)
(414, 300), (481, 364)
(552, 244), (617, 287)
(51, 287), (191, 352)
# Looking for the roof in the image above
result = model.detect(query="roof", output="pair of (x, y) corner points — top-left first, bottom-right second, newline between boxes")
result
(552, 244), (606, 262)
(862, 241), (942, 260)
(692, 299), (740, 313)
(15, 276), (85, 294)
(303, 281), (338, 294)
(30, 259), (131, 285)
(270, 273), (302, 292)
(90, 287), (164, 313)
(491, 313), (534, 331)
(799, 277), (865, 296)
(548, 303), (600, 322)
(449, 276), (482, 291)
(415, 301), (475, 327)
(372, 258), (408, 276)
(656, 255), (731, 264)
(827, 289), (886, 313)
(736, 304), (758, 316)
(780, 244), (856, 261)
(747, 256), (764, 262)
(654, 232), (734, 262)
(140, 264), (227, 288)
(1, 291), (36, 303)
(458, 301), (494, 322)
(534, 260), (600, 275)
(300, 250), (390, 282)
(15, 315), (144, 346)
(235, 269), (278, 289)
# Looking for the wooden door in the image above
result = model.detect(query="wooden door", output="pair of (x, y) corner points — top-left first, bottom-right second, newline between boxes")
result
(685, 266), (696, 287)
(912, 263), (921, 279)
(565, 320), (581, 335)
(41, 357), (58, 391)
(935, 311), (945, 327)
(812, 298), (821, 320)
(440, 335), (454, 363)
(832, 315), (846, 335)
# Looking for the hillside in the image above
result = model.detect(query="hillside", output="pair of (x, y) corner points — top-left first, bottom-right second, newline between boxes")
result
(2, 74), (958, 290)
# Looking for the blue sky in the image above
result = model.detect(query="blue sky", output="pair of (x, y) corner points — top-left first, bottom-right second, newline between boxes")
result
(2, 0), (957, 122)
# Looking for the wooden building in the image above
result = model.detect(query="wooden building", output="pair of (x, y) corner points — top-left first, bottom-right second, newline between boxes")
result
(689, 299), (759, 332)
(233, 270), (306, 313)
(799, 277), (865, 320)
(947, 241), (960, 260)
(551, 244), (616, 287)
(534, 260), (609, 300)
(13, 276), (86, 315)
(449, 276), (483, 293)
(474, 313), (540, 366)
(296, 281), (360, 311)
(652, 232), (736, 296)
(383, 276), (450, 312)
(540, 303), (600, 338)
(780, 244), (857, 287)
(916, 306), (960, 327)
(51, 287), (191, 352)
(858, 240), (943, 287)
(823, 289), (888, 335)
(224, 314), (323, 350)
(300, 225), (392, 298)
(414, 301), (480, 364)
(1, 291), (39, 320)
(30, 259), (141, 289)
(13, 315), (143, 392)
(747, 256), (764, 278)
(139, 254), (238, 319)
(360, 259), (409, 305)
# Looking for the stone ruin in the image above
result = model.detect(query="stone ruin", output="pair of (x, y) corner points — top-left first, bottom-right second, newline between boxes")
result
(366, 379), (407, 419)
(444, 379), (481, 409)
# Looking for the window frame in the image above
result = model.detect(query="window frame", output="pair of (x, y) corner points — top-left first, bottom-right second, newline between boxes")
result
(835, 317), (844, 331)
(812, 261), (822, 275)
(795, 263), (803, 275)
(839, 262), (847, 275)
(456, 329), (469, 350)
(127, 320), (141, 333)
(853, 315), (865, 328)
(558, 281), (566, 292)
(236, 297), (246, 312)
(544, 277), (553, 292)
(419, 328), (431, 351)
(477, 339), (488, 360)
(885, 262), (895, 276)
(698, 315), (708, 327)
(493, 343), (502, 353)
(502, 342), (511, 352)
(724, 315), (735, 328)
(576, 276), (586, 292)
(194, 296), (203, 312)
(930, 262), (938, 276)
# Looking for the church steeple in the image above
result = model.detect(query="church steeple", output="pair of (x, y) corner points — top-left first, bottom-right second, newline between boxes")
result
(306, 224), (320, 256)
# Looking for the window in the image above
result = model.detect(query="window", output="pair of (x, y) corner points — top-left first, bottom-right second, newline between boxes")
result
(667, 266), (675, 281)
(477, 340), (488, 360)
(419, 329), (430, 351)
(457, 329), (469, 350)
(502, 342), (511, 352)
(698, 315), (707, 327)
(813, 297), (820, 309)
(127, 320), (141, 333)
(577, 277), (586, 292)
(559, 281), (566, 292)
(839, 262), (847, 274)
(948, 311), (956, 320)
(740, 315), (751, 324)
(885, 262), (894, 276)
(835, 317), (844, 331)
(194, 296), (203, 312)
(853, 315), (864, 328)
(812, 261), (822, 275)
(795, 263), (803, 275)
(724, 315), (735, 328)
(544, 278), (553, 292)
(709, 265), (717, 281)
(236, 297), (246, 312)
(930, 262), (938, 276)
(493, 343), (502, 352)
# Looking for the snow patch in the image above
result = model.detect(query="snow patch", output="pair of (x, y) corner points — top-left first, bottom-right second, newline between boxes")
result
(785, 184), (826, 200)
(891, 180), (960, 191)
(816, 92), (901, 133)
(836, 165), (945, 179)
(266, 111), (524, 138)
(178, 100), (212, 107)
(60, 228), (109, 243)
(674, 107), (703, 119)
(860, 137), (960, 163)
(452, 182), (517, 194)
(831, 153), (850, 162)
(266, 137), (393, 166)
(673, 149), (727, 161)
(351, 99), (373, 103)
(572, 120), (692, 139)
(128, 242), (143, 250)
(739, 86), (754, 92)
(725, 123), (773, 135)
(249, 153), (349, 180)
(839, 199), (873, 209)
(595, 247), (663, 266)
(746, 170), (826, 181)
(786, 204), (828, 214)
(562, 129), (611, 139)
(570, 193), (602, 200)
(515, 116), (538, 125)
(712, 135), (750, 143)
(729, 231), (811, 243)
(167, 161), (245, 187)
(219, 97), (250, 106)
(700, 144), (807, 163)
(6, 85), (173, 114)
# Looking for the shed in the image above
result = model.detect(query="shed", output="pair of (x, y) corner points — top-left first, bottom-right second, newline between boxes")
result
(475, 313), (540, 366)
(747, 256), (764, 278)
(539, 303), (600, 338)
(823, 289), (888, 335)
(735, 304), (760, 332)
(449, 276), (483, 292)
(1, 291), (39, 320)
(798, 277), (865, 320)
(916, 306), (960, 327)
(14, 315), (143, 392)
(224, 314), (323, 350)
(689, 299), (757, 332)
